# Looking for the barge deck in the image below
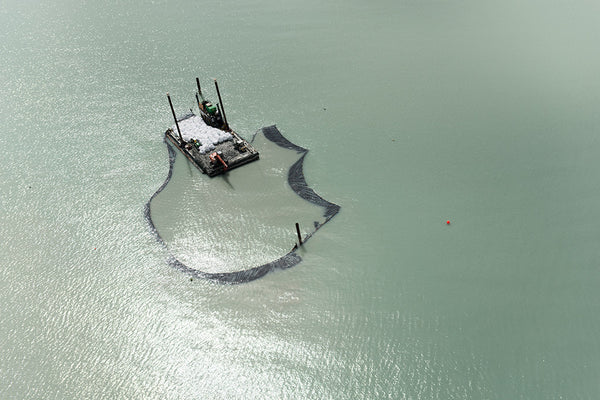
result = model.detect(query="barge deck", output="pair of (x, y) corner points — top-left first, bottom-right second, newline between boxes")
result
(164, 114), (259, 177)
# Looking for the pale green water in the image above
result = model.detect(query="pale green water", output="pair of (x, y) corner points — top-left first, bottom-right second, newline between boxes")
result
(2, 0), (600, 398)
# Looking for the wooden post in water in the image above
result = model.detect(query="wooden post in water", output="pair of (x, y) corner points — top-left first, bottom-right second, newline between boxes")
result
(295, 222), (303, 246)
(213, 79), (229, 131)
(167, 93), (183, 144)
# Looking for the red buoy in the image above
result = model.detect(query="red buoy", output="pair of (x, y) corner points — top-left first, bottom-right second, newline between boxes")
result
(446, 220), (451, 225)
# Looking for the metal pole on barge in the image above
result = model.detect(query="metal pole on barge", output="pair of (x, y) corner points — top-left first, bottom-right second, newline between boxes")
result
(213, 79), (230, 131)
(167, 93), (184, 144)
(196, 77), (204, 101)
(217, 103), (226, 130)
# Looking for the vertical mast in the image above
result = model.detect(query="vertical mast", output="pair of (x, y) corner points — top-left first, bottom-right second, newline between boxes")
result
(213, 79), (229, 131)
(196, 77), (204, 101)
(167, 93), (183, 144)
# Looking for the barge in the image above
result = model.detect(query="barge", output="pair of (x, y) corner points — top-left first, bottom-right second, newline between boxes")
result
(165, 79), (259, 177)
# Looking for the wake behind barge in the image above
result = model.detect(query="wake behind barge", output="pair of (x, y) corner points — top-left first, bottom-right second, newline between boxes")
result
(165, 79), (259, 177)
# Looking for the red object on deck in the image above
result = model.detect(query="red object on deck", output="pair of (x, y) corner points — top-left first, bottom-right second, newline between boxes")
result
(209, 152), (228, 170)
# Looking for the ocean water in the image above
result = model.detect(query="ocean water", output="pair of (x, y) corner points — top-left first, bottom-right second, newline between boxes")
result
(2, 0), (600, 398)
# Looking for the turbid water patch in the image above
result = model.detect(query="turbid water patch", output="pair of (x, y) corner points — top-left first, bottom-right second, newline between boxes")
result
(145, 126), (340, 283)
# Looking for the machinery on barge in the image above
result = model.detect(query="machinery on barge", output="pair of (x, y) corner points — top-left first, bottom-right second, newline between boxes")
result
(165, 78), (259, 177)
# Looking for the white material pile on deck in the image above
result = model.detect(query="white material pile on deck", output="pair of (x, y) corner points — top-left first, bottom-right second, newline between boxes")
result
(173, 115), (232, 154)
